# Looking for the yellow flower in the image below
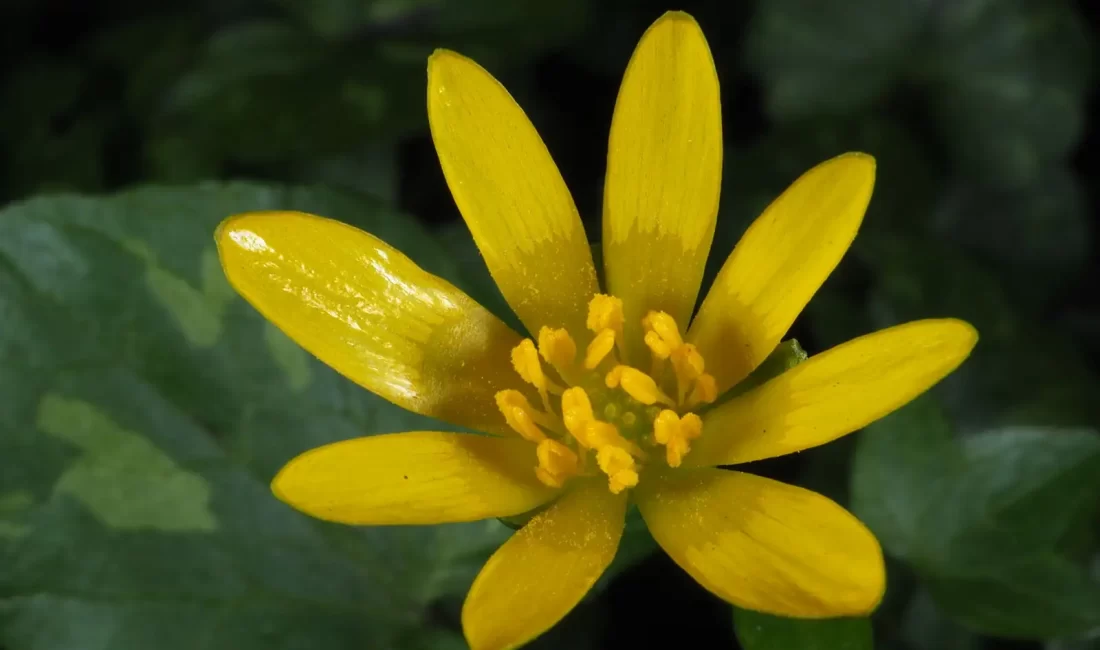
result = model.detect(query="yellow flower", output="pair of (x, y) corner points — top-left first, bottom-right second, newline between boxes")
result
(215, 11), (977, 650)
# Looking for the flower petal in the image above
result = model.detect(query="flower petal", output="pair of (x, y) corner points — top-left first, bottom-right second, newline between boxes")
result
(428, 50), (599, 339)
(637, 468), (885, 617)
(462, 479), (626, 650)
(217, 210), (525, 436)
(602, 11), (722, 362)
(271, 432), (558, 525)
(688, 153), (875, 393)
(688, 319), (978, 467)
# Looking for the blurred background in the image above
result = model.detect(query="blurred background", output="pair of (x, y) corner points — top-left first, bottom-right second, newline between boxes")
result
(1, 0), (1099, 649)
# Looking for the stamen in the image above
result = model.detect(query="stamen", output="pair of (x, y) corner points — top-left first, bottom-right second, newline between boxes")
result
(560, 387), (595, 440)
(535, 439), (580, 488)
(587, 294), (624, 334)
(606, 365), (675, 407)
(511, 339), (545, 388)
(538, 327), (576, 375)
(584, 329), (617, 369)
(653, 410), (703, 467)
(590, 420), (646, 458)
(671, 343), (706, 404)
(596, 446), (639, 494)
(643, 311), (683, 349)
(643, 330), (673, 359)
(500, 293), (720, 494)
(494, 390), (548, 443)
(511, 338), (563, 411)
(685, 373), (718, 410)
(587, 294), (627, 360)
(672, 344), (705, 381)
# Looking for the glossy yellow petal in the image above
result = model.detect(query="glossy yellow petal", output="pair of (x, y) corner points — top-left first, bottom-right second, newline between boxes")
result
(271, 432), (558, 525)
(463, 479), (626, 650)
(603, 11), (722, 363)
(688, 153), (876, 392)
(688, 319), (978, 467)
(428, 50), (599, 339)
(637, 468), (884, 617)
(217, 211), (525, 436)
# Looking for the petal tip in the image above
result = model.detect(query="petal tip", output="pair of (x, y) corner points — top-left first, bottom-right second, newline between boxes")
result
(832, 151), (877, 181)
(269, 459), (300, 507)
(214, 211), (302, 261)
(428, 48), (462, 69)
(647, 10), (706, 43)
(852, 538), (887, 615)
(214, 213), (251, 249)
(656, 10), (699, 25)
(943, 318), (980, 354)
(427, 48), (479, 82)
(810, 523), (886, 618)
(214, 212), (264, 272)
(461, 563), (547, 650)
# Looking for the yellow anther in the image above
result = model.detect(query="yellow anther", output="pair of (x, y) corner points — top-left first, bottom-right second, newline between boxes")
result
(535, 439), (580, 488)
(584, 328), (617, 369)
(685, 373), (718, 409)
(653, 410), (703, 467)
(538, 327), (576, 372)
(596, 445), (639, 494)
(585, 420), (645, 458)
(511, 338), (563, 411)
(494, 390), (548, 443)
(606, 365), (674, 406)
(671, 343), (707, 403)
(672, 344), (706, 381)
(560, 387), (595, 439)
(586, 294), (624, 334)
(642, 311), (683, 349)
(644, 330), (673, 360)
(605, 366), (622, 387)
(511, 339), (548, 390)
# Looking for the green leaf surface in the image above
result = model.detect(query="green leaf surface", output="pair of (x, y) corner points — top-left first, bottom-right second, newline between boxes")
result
(851, 398), (1100, 637)
(733, 607), (873, 650)
(924, 554), (1100, 639)
(274, 0), (591, 56)
(746, 1), (924, 118)
(900, 590), (981, 650)
(747, 0), (1091, 185)
(0, 182), (511, 649)
(924, 0), (1091, 185)
(157, 21), (423, 169)
(929, 167), (1090, 302)
(854, 233), (1100, 428)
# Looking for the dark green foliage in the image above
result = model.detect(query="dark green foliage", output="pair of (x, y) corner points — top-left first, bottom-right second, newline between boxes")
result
(2, 0), (1099, 648)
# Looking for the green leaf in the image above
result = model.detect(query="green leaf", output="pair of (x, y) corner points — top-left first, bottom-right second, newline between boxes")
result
(0, 59), (108, 196)
(924, 555), (1100, 639)
(924, 0), (1091, 186)
(0, 182), (509, 649)
(854, 233), (1100, 428)
(900, 590), (980, 650)
(746, 1), (924, 118)
(851, 398), (1100, 637)
(746, 0), (1090, 186)
(273, 0), (591, 57)
(157, 21), (423, 168)
(733, 607), (873, 650)
(928, 167), (1089, 302)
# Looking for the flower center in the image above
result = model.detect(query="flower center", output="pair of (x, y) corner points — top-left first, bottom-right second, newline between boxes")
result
(494, 294), (718, 493)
